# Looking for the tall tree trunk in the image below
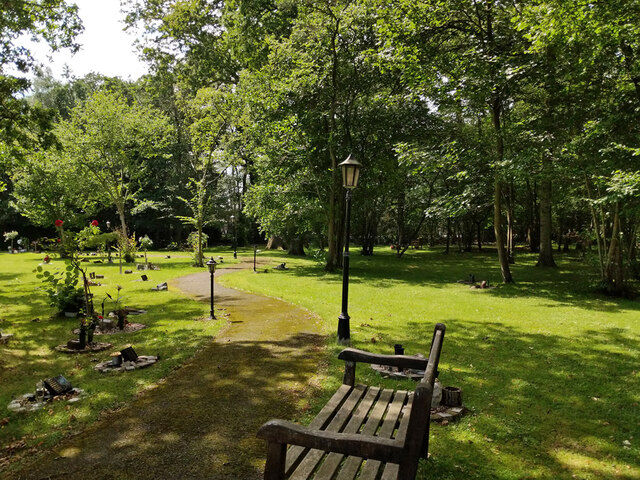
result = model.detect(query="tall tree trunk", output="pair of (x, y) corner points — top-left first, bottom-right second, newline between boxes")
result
(445, 217), (451, 254)
(476, 221), (482, 251)
(324, 16), (342, 272)
(506, 181), (515, 263)
(491, 98), (513, 283)
(287, 236), (306, 256)
(396, 191), (405, 257)
(494, 179), (513, 282)
(537, 157), (555, 266)
(195, 224), (204, 267)
(266, 236), (284, 250)
(605, 203), (624, 295)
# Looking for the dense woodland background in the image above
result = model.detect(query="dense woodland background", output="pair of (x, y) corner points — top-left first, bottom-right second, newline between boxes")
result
(1, 0), (640, 295)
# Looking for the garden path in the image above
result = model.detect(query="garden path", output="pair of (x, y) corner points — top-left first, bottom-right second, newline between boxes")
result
(10, 264), (325, 480)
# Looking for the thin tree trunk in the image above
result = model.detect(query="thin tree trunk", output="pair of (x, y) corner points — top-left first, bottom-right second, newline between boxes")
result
(537, 157), (555, 266)
(445, 218), (451, 254)
(506, 181), (515, 263)
(494, 179), (513, 282)
(605, 203), (624, 295)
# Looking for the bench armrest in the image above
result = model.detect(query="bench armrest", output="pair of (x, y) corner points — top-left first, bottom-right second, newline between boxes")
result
(339, 323), (445, 386)
(338, 348), (429, 370)
(257, 419), (403, 463)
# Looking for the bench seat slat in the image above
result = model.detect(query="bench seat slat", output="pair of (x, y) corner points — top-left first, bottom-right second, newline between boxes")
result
(284, 384), (354, 475)
(357, 390), (408, 480)
(289, 384), (367, 479)
(334, 388), (395, 480)
(379, 394), (415, 480)
(312, 387), (381, 479)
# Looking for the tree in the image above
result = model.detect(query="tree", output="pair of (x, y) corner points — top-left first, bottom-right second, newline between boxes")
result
(10, 149), (97, 229)
(0, 0), (82, 154)
(57, 90), (173, 235)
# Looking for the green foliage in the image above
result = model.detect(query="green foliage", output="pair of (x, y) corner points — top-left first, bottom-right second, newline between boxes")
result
(33, 263), (84, 314)
(0, 0), (82, 154)
(116, 230), (138, 264)
(56, 90), (174, 234)
(187, 230), (209, 266)
(139, 234), (153, 251)
(10, 149), (98, 228)
(3, 230), (18, 242)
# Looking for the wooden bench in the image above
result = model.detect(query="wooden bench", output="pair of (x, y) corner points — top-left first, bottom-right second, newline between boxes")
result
(257, 323), (446, 480)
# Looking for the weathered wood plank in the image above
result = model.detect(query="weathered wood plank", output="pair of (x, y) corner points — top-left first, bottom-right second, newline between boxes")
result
(288, 384), (367, 479)
(379, 395), (414, 480)
(285, 384), (353, 475)
(334, 389), (395, 480)
(357, 390), (408, 479)
(338, 349), (429, 371)
(312, 387), (381, 479)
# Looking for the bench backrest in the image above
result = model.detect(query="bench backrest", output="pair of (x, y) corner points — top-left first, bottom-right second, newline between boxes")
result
(407, 323), (445, 459)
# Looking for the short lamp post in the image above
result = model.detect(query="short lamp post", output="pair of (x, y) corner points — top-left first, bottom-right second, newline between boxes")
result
(206, 257), (217, 319)
(253, 245), (258, 272)
(105, 221), (112, 264)
(337, 154), (362, 345)
(231, 215), (237, 259)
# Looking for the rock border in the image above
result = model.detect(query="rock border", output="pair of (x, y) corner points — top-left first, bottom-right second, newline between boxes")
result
(430, 405), (466, 423)
(371, 363), (425, 381)
(8, 388), (86, 413)
(54, 342), (112, 354)
(94, 355), (158, 373)
(72, 323), (147, 336)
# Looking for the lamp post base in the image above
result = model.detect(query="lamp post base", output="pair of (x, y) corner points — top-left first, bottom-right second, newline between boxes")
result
(337, 314), (350, 345)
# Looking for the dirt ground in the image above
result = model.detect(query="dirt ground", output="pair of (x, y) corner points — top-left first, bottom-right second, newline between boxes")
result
(8, 264), (326, 480)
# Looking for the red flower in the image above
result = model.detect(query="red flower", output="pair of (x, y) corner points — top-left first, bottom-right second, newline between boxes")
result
(57, 238), (61, 243)
(98, 315), (103, 319)
(91, 220), (99, 227)
(55, 219), (64, 227)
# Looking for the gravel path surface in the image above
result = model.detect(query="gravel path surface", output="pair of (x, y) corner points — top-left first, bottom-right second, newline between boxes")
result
(10, 264), (325, 480)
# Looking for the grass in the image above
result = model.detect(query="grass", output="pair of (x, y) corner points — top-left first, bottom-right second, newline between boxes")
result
(0, 249), (235, 468)
(219, 246), (640, 480)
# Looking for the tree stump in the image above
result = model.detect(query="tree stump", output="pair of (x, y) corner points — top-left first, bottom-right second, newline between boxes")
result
(442, 386), (463, 407)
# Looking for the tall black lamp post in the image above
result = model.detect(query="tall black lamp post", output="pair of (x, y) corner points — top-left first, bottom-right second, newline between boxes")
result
(206, 257), (217, 319)
(337, 154), (362, 345)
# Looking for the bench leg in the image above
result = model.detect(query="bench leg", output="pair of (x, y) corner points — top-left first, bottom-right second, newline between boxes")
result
(343, 360), (356, 386)
(264, 441), (287, 480)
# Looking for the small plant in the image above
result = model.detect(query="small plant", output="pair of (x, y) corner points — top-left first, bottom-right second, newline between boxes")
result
(35, 263), (85, 314)
(139, 235), (153, 267)
(107, 285), (127, 330)
(187, 231), (208, 267)
(3, 231), (18, 251)
(116, 230), (138, 263)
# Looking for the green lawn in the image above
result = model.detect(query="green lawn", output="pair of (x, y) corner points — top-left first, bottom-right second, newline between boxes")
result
(219, 247), (640, 480)
(1, 247), (638, 479)
(0, 250), (233, 468)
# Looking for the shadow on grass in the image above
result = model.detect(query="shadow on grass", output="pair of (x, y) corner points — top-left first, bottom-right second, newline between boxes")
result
(351, 319), (639, 479)
(8, 332), (326, 480)
(274, 249), (639, 314)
